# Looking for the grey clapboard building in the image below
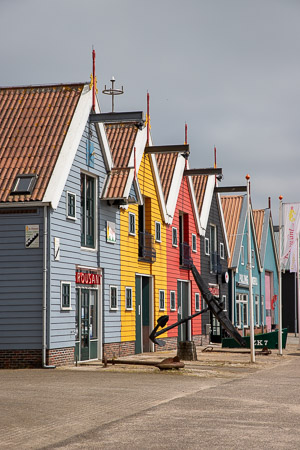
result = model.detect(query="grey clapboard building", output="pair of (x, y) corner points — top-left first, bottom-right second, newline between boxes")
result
(0, 82), (138, 367)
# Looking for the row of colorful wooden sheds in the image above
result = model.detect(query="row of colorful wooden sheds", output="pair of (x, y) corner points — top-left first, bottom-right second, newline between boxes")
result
(0, 82), (279, 367)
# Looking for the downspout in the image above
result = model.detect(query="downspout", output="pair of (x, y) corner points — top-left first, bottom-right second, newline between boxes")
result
(43, 205), (56, 369)
(231, 269), (235, 326)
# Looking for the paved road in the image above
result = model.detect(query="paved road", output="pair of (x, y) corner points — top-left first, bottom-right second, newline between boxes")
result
(1, 351), (300, 449)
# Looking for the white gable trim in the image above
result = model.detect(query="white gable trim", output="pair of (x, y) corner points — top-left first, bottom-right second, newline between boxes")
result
(216, 192), (230, 260)
(94, 98), (113, 172)
(128, 126), (147, 172)
(187, 175), (202, 236)
(166, 155), (185, 224)
(149, 152), (168, 223)
(199, 175), (215, 235)
(43, 85), (92, 209)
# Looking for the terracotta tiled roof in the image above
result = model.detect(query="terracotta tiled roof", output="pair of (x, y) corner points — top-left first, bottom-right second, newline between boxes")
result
(0, 83), (83, 203)
(102, 168), (131, 200)
(192, 175), (208, 215)
(105, 123), (138, 168)
(221, 195), (244, 266)
(155, 153), (178, 202)
(253, 209), (265, 250)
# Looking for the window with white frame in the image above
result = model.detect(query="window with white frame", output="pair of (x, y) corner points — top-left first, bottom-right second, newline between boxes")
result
(125, 287), (133, 310)
(222, 295), (227, 311)
(159, 290), (165, 311)
(172, 227), (178, 247)
(220, 242), (224, 259)
(205, 237), (210, 255)
(129, 212), (136, 235)
(255, 295), (260, 326)
(236, 293), (248, 328)
(252, 249), (255, 268)
(67, 192), (76, 220)
(192, 234), (197, 252)
(110, 286), (118, 310)
(81, 173), (96, 248)
(170, 291), (176, 311)
(155, 221), (161, 242)
(61, 282), (71, 310)
(241, 245), (245, 265)
(195, 292), (200, 311)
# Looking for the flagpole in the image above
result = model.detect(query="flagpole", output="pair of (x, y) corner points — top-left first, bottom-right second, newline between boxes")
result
(246, 175), (255, 363)
(278, 196), (283, 355)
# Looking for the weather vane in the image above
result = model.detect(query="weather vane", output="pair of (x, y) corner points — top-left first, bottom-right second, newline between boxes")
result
(102, 77), (124, 113)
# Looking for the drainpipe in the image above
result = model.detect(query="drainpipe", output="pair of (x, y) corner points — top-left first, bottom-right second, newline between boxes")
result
(43, 205), (56, 369)
(231, 269), (235, 326)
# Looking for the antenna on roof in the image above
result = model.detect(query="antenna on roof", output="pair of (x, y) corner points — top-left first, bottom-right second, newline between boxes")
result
(184, 123), (187, 145)
(102, 77), (124, 113)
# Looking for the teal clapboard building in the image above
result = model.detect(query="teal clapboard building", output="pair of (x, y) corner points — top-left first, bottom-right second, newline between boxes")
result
(221, 195), (264, 335)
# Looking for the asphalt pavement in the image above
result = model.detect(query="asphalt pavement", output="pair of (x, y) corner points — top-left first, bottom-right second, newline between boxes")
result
(1, 336), (300, 449)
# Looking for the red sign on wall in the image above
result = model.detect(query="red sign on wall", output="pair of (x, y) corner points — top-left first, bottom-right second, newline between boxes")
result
(75, 272), (101, 285)
(208, 283), (220, 297)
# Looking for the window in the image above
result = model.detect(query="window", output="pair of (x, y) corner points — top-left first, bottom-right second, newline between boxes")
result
(125, 287), (133, 310)
(81, 173), (96, 248)
(210, 225), (217, 253)
(205, 238), (210, 255)
(241, 245), (245, 265)
(61, 282), (71, 310)
(195, 292), (200, 312)
(192, 234), (197, 252)
(220, 242), (224, 259)
(129, 212), (136, 235)
(222, 295), (227, 311)
(252, 249), (255, 268)
(110, 286), (118, 310)
(255, 295), (260, 326)
(11, 174), (37, 195)
(170, 291), (176, 311)
(155, 221), (161, 242)
(67, 192), (76, 219)
(159, 290), (165, 311)
(172, 227), (178, 247)
(236, 293), (248, 328)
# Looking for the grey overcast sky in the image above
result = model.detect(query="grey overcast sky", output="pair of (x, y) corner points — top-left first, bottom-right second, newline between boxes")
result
(1, 0), (300, 223)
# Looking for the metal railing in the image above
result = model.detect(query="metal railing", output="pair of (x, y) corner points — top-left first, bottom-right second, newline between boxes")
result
(180, 242), (193, 269)
(139, 231), (156, 263)
(211, 251), (222, 274)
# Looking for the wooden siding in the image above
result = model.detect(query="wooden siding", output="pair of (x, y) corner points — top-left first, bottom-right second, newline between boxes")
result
(120, 153), (167, 342)
(166, 177), (202, 337)
(200, 193), (229, 331)
(0, 208), (44, 349)
(49, 122), (121, 349)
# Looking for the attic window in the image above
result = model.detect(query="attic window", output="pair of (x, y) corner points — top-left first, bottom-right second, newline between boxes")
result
(11, 174), (37, 195)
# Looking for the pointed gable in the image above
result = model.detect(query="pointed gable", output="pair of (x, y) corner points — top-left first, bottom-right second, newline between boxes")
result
(253, 209), (265, 250)
(192, 175), (208, 216)
(101, 122), (143, 203)
(221, 195), (245, 266)
(105, 123), (138, 167)
(156, 153), (178, 203)
(0, 83), (84, 203)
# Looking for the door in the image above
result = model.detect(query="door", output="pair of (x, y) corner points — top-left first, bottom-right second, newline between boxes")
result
(210, 313), (221, 343)
(135, 275), (151, 354)
(75, 288), (98, 361)
(177, 281), (190, 342)
(135, 276), (142, 353)
(265, 272), (272, 332)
